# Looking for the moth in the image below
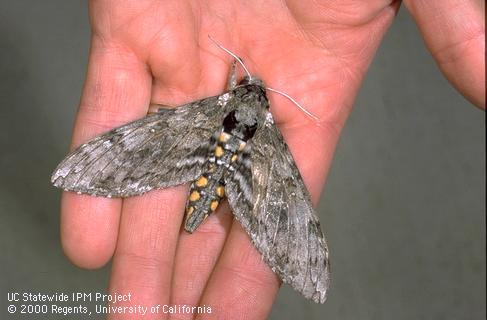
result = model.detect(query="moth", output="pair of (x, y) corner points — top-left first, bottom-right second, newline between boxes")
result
(51, 52), (330, 303)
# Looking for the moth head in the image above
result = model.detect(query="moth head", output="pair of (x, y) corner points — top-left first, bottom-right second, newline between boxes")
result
(238, 76), (264, 87)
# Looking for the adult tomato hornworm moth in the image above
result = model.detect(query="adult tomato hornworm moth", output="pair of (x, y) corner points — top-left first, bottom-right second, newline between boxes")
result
(51, 43), (331, 303)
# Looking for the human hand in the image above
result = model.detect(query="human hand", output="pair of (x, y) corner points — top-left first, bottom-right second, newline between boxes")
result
(59, 1), (484, 319)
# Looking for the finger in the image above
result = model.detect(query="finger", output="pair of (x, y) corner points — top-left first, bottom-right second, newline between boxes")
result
(61, 36), (152, 268)
(108, 187), (187, 320)
(404, 0), (485, 107)
(196, 222), (280, 320)
(169, 203), (233, 320)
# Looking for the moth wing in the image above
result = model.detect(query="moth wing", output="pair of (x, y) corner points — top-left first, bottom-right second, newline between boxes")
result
(52, 95), (230, 197)
(225, 119), (330, 303)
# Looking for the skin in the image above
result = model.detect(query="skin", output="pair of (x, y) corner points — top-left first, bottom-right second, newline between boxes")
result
(59, 1), (484, 319)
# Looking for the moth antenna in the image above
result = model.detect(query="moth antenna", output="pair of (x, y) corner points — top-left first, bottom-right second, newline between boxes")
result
(266, 87), (320, 122)
(208, 35), (252, 81)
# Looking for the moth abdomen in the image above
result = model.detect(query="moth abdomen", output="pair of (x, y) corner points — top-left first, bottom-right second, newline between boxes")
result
(184, 173), (224, 233)
(184, 126), (250, 233)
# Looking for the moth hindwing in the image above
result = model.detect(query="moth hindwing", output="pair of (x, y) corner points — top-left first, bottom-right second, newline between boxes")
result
(52, 72), (330, 304)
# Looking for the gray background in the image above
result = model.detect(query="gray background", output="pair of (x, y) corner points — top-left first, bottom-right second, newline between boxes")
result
(0, 2), (485, 320)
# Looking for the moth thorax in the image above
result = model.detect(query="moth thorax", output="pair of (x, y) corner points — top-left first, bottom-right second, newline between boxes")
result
(223, 110), (257, 141)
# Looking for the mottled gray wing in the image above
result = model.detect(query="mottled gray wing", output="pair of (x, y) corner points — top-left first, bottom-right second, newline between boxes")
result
(225, 118), (330, 303)
(52, 95), (229, 197)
